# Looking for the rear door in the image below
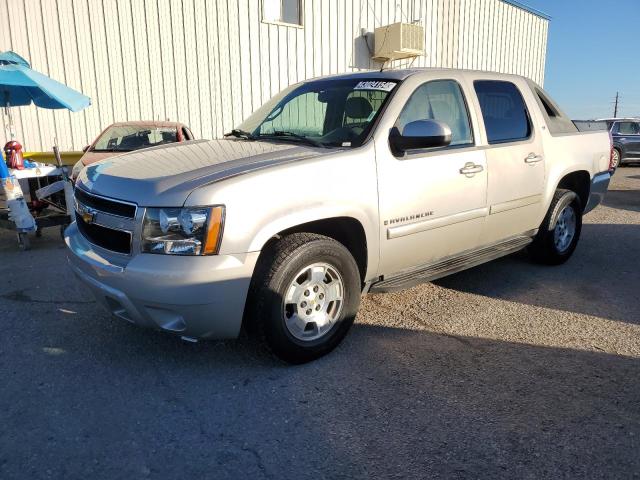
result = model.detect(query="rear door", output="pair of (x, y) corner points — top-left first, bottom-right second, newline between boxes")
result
(472, 79), (545, 245)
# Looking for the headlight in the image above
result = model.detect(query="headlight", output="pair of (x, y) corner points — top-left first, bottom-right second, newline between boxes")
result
(71, 160), (84, 180)
(142, 206), (225, 255)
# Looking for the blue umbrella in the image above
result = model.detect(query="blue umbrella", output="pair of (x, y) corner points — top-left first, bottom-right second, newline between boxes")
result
(0, 51), (30, 67)
(0, 50), (90, 111)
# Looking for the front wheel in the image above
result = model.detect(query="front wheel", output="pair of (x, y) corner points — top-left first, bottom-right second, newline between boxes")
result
(529, 189), (582, 265)
(245, 233), (361, 364)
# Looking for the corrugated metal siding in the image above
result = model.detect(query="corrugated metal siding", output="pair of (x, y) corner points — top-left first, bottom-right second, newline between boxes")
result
(1, 0), (548, 151)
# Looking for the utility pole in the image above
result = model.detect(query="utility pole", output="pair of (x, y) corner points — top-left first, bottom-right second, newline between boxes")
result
(613, 92), (619, 118)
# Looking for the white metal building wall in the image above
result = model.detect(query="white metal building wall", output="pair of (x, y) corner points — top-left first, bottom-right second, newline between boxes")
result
(0, 0), (549, 152)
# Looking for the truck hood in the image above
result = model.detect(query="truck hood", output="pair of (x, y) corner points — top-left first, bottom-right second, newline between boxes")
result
(76, 139), (332, 206)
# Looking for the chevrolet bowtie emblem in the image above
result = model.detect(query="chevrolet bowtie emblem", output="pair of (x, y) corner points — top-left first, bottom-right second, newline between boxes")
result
(82, 211), (96, 224)
(76, 201), (97, 224)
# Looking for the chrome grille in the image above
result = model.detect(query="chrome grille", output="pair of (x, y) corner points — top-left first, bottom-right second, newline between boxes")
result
(74, 188), (137, 219)
(74, 189), (137, 255)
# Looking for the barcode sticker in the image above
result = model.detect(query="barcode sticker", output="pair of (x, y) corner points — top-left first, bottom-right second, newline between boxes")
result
(354, 81), (396, 92)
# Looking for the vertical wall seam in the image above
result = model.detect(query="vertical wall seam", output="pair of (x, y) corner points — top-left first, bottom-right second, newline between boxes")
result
(70, 0), (89, 146)
(113, 0), (129, 121)
(214, 0), (225, 130)
(129, 0), (143, 120)
(99, 0), (116, 123)
(39, 0), (58, 147)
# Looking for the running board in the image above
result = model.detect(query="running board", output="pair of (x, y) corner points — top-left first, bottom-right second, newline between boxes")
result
(370, 233), (535, 293)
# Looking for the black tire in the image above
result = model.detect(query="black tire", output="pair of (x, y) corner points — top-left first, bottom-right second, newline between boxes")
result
(529, 189), (582, 265)
(245, 233), (361, 364)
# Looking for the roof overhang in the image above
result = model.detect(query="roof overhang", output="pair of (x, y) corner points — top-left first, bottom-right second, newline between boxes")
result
(501, 0), (551, 21)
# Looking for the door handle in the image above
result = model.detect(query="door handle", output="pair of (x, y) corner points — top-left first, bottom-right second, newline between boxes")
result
(525, 152), (543, 164)
(459, 162), (484, 176)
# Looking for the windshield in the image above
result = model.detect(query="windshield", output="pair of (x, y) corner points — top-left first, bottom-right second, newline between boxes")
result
(235, 79), (398, 147)
(92, 125), (178, 152)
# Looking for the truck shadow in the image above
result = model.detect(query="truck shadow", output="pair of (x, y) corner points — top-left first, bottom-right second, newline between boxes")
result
(602, 188), (640, 213)
(5, 314), (640, 479)
(434, 223), (639, 325)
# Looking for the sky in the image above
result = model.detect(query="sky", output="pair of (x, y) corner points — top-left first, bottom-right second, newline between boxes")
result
(521, 0), (640, 119)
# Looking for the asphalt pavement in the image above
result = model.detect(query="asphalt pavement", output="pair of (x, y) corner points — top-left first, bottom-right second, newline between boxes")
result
(1, 168), (639, 479)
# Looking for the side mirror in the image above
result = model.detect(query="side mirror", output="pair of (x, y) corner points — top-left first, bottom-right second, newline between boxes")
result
(389, 119), (452, 154)
(82, 145), (90, 153)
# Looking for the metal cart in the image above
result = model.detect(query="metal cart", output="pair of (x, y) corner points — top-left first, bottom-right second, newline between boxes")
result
(0, 151), (74, 251)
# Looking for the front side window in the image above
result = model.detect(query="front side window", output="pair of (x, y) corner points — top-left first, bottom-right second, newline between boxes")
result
(263, 0), (301, 25)
(235, 79), (397, 147)
(616, 122), (640, 135)
(474, 80), (532, 144)
(92, 126), (178, 152)
(396, 80), (473, 147)
(182, 127), (194, 140)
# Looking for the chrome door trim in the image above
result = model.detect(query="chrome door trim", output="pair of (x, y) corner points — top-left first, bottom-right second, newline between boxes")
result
(387, 207), (488, 239)
(489, 194), (541, 215)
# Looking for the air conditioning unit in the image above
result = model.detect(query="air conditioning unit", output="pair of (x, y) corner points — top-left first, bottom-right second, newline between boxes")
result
(372, 22), (425, 62)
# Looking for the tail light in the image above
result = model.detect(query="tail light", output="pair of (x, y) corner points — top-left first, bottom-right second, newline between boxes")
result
(608, 131), (615, 171)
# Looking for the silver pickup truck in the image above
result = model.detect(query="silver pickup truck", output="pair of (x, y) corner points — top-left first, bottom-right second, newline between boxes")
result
(66, 69), (612, 363)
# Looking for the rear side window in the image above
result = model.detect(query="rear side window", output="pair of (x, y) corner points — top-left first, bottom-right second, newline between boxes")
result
(535, 89), (558, 117)
(396, 80), (473, 147)
(183, 127), (194, 140)
(616, 122), (640, 135)
(474, 80), (531, 144)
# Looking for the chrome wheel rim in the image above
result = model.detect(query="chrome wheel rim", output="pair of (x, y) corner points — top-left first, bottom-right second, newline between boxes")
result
(553, 205), (576, 253)
(282, 262), (344, 342)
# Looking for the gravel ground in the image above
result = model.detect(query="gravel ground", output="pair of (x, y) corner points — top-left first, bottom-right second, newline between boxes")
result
(1, 168), (639, 479)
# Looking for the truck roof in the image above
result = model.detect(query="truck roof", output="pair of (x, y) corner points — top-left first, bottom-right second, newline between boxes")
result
(303, 67), (528, 83)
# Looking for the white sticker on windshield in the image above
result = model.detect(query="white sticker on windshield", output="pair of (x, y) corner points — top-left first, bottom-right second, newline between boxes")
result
(354, 81), (396, 92)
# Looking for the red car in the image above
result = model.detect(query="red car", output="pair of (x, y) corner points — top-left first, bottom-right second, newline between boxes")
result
(71, 121), (194, 181)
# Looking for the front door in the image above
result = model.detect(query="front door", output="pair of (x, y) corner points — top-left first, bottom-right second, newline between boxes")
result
(472, 79), (546, 245)
(375, 78), (488, 276)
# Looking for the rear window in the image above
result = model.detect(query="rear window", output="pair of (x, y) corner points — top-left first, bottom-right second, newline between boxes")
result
(474, 80), (531, 144)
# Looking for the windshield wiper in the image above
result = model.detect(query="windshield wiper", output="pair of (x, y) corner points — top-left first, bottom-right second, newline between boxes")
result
(260, 131), (325, 148)
(224, 128), (255, 140)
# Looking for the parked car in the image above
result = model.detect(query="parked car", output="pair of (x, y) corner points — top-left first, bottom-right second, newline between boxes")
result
(70, 121), (194, 181)
(597, 118), (640, 168)
(66, 69), (612, 363)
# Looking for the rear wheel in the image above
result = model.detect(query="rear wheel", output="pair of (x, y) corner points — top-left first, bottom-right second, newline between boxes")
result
(246, 233), (361, 364)
(529, 189), (582, 265)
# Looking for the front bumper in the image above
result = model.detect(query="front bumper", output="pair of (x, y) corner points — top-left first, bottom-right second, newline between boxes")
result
(65, 222), (259, 339)
(584, 171), (611, 214)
